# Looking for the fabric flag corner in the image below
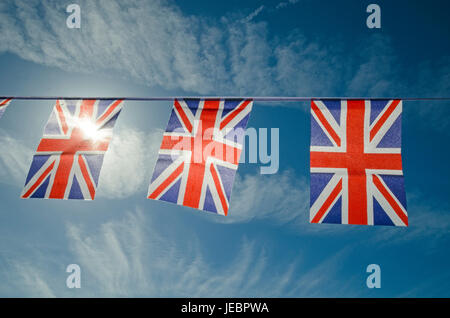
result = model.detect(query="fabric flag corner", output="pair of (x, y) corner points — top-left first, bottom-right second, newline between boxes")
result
(21, 99), (124, 200)
(309, 99), (408, 226)
(147, 98), (253, 215)
(0, 98), (12, 119)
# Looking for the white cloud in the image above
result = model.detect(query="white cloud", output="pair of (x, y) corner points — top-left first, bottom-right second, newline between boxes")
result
(0, 0), (448, 103)
(0, 0), (237, 94)
(0, 129), (33, 187)
(0, 207), (353, 297)
(98, 127), (162, 199)
(64, 208), (299, 297)
(8, 263), (56, 297)
(226, 170), (308, 225)
(369, 200), (450, 246)
(214, 170), (350, 236)
(242, 5), (265, 23)
(1, 208), (302, 297)
(346, 35), (403, 96)
(0, 0), (411, 98)
(276, 0), (300, 10)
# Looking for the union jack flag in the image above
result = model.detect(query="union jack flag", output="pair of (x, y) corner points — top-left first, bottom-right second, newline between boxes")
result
(22, 99), (123, 200)
(310, 99), (407, 226)
(0, 98), (12, 119)
(148, 99), (253, 215)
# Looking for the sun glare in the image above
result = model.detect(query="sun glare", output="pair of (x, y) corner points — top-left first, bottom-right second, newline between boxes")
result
(77, 119), (103, 142)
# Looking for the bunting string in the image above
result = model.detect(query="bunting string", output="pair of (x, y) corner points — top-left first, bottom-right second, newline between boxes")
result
(1, 96), (450, 102)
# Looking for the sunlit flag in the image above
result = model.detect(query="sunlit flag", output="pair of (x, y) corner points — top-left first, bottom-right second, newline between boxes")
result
(21, 99), (123, 200)
(310, 99), (408, 226)
(0, 98), (12, 119)
(148, 99), (253, 215)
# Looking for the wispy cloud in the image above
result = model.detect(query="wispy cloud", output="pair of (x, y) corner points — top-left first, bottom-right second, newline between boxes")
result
(0, 207), (354, 297)
(214, 170), (351, 236)
(276, 0), (300, 10)
(1, 0), (443, 99)
(368, 197), (450, 246)
(226, 170), (308, 225)
(241, 5), (265, 23)
(0, 208), (326, 297)
(7, 263), (56, 297)
(0, 128), (33, 187)
(65, 208), (298, 297)
(98, 127), (162, 199)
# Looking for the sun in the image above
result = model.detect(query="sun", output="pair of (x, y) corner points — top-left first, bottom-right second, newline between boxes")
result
(77, 119), (104, 142)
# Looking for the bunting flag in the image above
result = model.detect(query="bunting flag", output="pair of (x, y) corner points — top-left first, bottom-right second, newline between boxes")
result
(310, 99), (408, 226)
(148, 99), (253, 215)
(21, 99), (123, 200)
(0, 98), (12, 119)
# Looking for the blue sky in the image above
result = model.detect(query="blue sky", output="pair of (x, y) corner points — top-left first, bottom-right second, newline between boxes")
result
(0, 0), (449, 297)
